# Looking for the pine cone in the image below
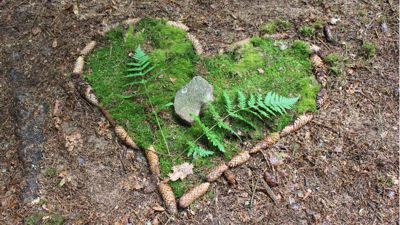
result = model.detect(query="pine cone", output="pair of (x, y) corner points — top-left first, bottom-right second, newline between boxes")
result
(167, 21), (189, 31)
(228, 151), (251, 168)
(206, 162), (228, 182)
(83, 85), (99, 106)
(317, 88), (328, 109)
(158, 182), (177, 214)
(179, 182), (210, 208)
(249, 132), (280, 154)
(72, 56), (84, 78)
(223, 169), (236, 185)
(146, 146), (160, 177)
(311, 54), (324, 69)
(115, 126), (139, 150)
(80, 41), (96, 56)
(122, 18), (140, 26)
(186, 33), (203, 55)
(280, 114), (313, 136)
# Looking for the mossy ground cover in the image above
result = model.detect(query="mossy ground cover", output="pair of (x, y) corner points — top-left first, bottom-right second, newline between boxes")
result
(85, 18), (320, 197)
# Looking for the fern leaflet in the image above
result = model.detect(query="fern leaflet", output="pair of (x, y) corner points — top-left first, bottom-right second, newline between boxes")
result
(208, 105), (241, 139)
(194, 116), (225, 153)
(125, 46), (155, 86)
(187, 141), (214, 158)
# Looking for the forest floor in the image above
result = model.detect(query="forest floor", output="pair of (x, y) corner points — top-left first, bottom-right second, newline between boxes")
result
(0, 0), (398, 224)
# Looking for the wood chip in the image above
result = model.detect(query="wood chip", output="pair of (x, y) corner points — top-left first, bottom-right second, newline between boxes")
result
(179, 182), (210, 208)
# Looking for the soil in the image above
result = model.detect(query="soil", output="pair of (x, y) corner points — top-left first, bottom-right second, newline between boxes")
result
(1, 0), (398, 224)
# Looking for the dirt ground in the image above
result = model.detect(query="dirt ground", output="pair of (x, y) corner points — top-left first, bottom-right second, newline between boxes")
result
(0, 0), (398, 224)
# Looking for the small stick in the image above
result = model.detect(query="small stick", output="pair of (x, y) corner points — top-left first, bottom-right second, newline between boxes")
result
(258, 180), (278, 204)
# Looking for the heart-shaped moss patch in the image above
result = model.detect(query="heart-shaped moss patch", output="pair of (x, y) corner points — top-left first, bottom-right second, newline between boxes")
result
(84, 18), (320, 197)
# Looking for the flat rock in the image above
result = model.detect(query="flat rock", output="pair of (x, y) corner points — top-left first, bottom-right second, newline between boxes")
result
(174, 76), (214, 124)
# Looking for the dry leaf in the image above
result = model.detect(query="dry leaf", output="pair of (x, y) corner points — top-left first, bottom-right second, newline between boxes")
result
(168, 162), (193, 181)
(64, 131), (83, 152)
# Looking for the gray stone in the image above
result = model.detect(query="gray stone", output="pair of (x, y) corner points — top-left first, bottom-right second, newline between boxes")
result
(174, 76), (214, 124)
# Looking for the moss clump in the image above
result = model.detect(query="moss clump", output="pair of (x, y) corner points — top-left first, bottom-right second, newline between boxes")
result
(298, 26), (315, 37)
(324, 53), (344, 75)
(313, 19), (324, 30)
(43, 167), (57, 177)
(260, 19), (292, 34)
(361, 41), (376, 59)
(85, 18), (320, 194)
(25, 213), (64, 225)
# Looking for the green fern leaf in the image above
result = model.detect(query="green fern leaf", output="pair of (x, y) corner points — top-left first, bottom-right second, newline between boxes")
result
(194, 116), (225, 152)
(237, 91), (247, 109)
(187, 141), (214, 158)
(256, 93), (276, 117)
(223, 91), (234, 113)
(264, 92), (299, 115)
(209, 105), (241, 139)
(229, 112), (257, 129)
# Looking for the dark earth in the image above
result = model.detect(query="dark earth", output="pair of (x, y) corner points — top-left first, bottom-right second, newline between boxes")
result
(1, 0), (398, 224)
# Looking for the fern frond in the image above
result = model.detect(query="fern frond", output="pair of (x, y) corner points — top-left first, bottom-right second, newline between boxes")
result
(209, 105), (240, 139)
(223, 91), (234, 113)
(194, 116), (225, 152)
(187, 141), (214, 158)
(229, 112), (257, 129)
(264, 92), (299, 115)
(237, 91), (247, 109)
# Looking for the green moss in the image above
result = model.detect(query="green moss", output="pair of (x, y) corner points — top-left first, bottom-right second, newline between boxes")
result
(25, 213), (64, 225)
(298, 26), (315, 37)
(361, 41), (376, 59)
(43, 168), (57, 177)
(313, 19), (324, 29)
(260, 19), (292, 34)
(324, 53), (344, 75)
(85, 18), (319, 194)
